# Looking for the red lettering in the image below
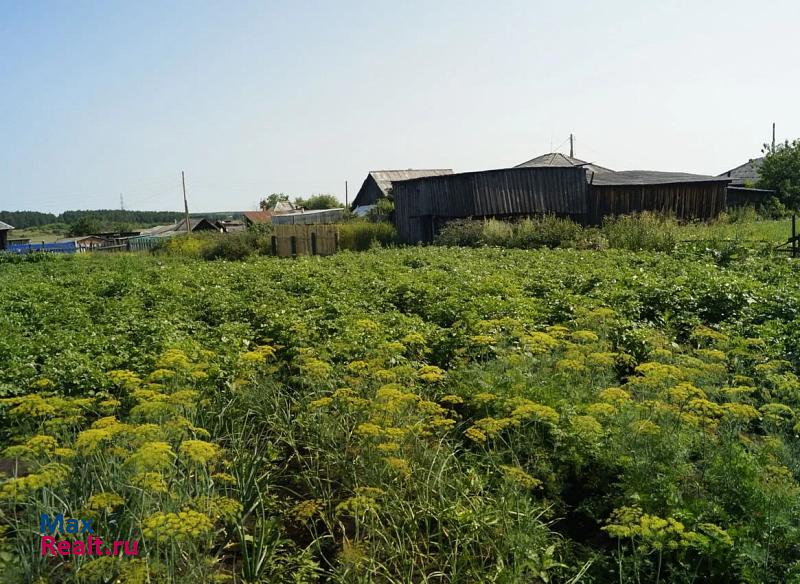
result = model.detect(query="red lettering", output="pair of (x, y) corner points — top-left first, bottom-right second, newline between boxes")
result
(72, 540), (86, 555)
(123, 540), (139, 556)
(57, 540), (71, 555)
(112, 541), (122, 555)
(94, 537), (103, 555)
(40, 536), (56, 556)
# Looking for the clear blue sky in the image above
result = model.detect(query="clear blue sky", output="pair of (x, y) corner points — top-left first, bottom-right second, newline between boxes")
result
(1, 0), (798, 213)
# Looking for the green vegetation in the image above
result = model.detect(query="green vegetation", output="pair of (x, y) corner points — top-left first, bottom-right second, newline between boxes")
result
(2, 240), (800, 582)
(0, 210), (186, 231)
(759, 138), (800, 209)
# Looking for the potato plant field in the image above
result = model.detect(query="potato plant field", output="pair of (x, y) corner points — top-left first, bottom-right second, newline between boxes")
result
(1, 246), (800, 583)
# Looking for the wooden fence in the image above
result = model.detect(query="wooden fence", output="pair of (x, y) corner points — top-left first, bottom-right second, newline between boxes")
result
(271, 224), (339, 257)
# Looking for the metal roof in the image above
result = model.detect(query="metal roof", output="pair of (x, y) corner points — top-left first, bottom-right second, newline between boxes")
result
(0, 221), (14, 230)
(369, 169), (453, 197)
(242, 211), (273, 224)
(718, 157), (763, 185)
(590, 170), (730, 186)
(516, 152), (613, 175)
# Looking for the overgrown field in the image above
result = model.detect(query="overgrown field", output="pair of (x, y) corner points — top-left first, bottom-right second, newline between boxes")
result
(1, 246), (800, 582)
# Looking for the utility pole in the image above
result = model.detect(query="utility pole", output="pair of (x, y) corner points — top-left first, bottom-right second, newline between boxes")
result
(772, 122), (776, 152)
(182, 171), (191, 234)
(119, 193), (125, 211)
(569, 134), (574, 158)
(345, 180), (349, 208)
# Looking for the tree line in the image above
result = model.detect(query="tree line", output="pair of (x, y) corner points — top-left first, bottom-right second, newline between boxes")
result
(0, 210), (185, 230)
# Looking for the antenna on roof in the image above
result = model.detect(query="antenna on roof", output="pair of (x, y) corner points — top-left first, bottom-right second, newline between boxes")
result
(569, 134), (574, 158)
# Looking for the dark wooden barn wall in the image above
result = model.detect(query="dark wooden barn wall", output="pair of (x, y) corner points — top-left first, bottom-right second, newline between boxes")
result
(352, 176), (384, 208)
(394, 167), (588, 243)
(0, 231), (7, 251)
(587, 182), (727, 224)
(725, 187), (773, 208)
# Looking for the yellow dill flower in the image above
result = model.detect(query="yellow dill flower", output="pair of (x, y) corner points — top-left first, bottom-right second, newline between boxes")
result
(760, 403), (795, 426)
(382, 426), (407, 439)
(190, 370), (209, 381)
(510, 402), (559, 424)
(156, 348), (191, 370)
(472, 392), (497, 405)
(130, 400), (177, 422)
(499, 465), (542, 490)
(167, 390), (199, 406)
(722, 403), (760, 423)
(6, 395), (57, 418)
(631, 419), (660, 436)
(31, 377), (55, 390)
(179, 440), (221, 465)
(376, 442), (400, 453)
(599, 387), (631, 404)
(0, 463), (71, 501)
(2, 445), (33, 459)
(586, 403), (616, 418)
(346, 361), (369, 374)
(401, 332), (426, 345)
(107, 369), (142, 389)
(440, 394), (464, 405)
(335, 496), (380, 516)
(308, 397), (333, 410)
(142, 509), (213, 543)
(571, 330), (599, 343)
(417, 365), (445, 383)
(211, 472), (237, 485)
(86, 492), (124, 513)
(54, 447), (76, 459)
(25, 435), (58, 456)
(75, 428), (113, 455)
(556, 358), (587, 373)
(521, 331), (560, 354)
(131, 472), (168, 494)
(292, 499), (323, 522)
(126, 441), (174, 471)
(571, 415), (603, 440)
(470, 334), (495, 346)
(384, 456), (411, 477)
(665, 382), (707, 404)
(475, 416), (518, 436)
(76, 557), (118, 582)
(355, 423), (382, 437)
(148, 369), (176, 382)
(696, 348), (727, 362)
(465, 427), (488, 443)
(199, 495), (243, 523)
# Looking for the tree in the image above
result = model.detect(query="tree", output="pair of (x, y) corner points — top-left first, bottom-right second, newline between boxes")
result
(293, 194), (341, 210)
(758, 139), (800, 210)
(259, 193), (289, 211)
(68, 215), (103, 236)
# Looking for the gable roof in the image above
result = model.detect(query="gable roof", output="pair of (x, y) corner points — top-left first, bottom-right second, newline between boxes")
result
(718, 157), (763, 185)
(0, 221), (13, 231)
(272, 200), (298, 214)
(143, 218), (220, 236)
(516, 152), (613, 175)
(591, 170), (730, 186)
(369, 169), (454, 197)
(242, 210), (273, 224)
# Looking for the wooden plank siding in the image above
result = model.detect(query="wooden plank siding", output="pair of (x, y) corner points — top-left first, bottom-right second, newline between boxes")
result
(587, 182), (727, 224)
(393, 167), (588, 243)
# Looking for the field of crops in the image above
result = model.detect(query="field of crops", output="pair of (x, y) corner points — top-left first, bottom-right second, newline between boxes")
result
(1, 245), (800, 583)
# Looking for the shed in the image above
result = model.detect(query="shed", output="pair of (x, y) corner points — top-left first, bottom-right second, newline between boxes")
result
(143, 218), (221, 237)
(393, 166), (588, 243)
(587, 170), (729, 223)
(0, 221), (13, 251)
(271, 208), (345, 225)
(55, 235), (107, 251)
(352, 169), (453, 209)
(718, 158), (764, 186)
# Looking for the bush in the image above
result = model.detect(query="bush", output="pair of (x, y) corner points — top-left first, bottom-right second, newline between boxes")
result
(435, 216), (587, 249)
(435, 219), (485, 247)
(339, 221), (398, 251)
(602, 212), (677, 252)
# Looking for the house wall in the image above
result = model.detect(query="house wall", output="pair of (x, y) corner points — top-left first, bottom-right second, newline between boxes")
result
(0, 230), (7, 251)
(587, 182), (727, 223)
(393, 166), (588, 243)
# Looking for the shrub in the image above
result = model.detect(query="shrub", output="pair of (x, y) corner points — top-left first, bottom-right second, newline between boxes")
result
(435, 219), (485, 247)
(512, 215), (584, 248)
(482, 219), (514, 246)
(602, 212), (677, 252)
(339, 221), (397, 251)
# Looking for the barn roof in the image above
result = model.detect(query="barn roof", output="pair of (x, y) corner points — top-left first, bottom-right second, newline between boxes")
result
(0, 221), (14, 231)
(718, 157), (763, 185)
(591, 170), (730, 186)
(242, 210), (273, 224)
(516, 152), (613, 175)
(369, 169), (454, 197)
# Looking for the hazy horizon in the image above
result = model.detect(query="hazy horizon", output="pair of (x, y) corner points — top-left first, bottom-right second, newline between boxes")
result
(2, 0), (798, 214)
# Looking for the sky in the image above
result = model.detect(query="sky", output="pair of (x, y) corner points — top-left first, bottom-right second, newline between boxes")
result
(1, 0), (799, 214)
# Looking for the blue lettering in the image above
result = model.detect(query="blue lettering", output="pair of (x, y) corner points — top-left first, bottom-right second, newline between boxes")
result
(39, 514), (63, 535)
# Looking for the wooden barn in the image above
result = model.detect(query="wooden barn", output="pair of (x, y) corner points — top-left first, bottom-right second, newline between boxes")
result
(717, 157), (776, 208)
(393, 166), (588, 243)
(587, 170), (729, 224)
(351, 169), (453, 210)
(0, 221), (13, 251)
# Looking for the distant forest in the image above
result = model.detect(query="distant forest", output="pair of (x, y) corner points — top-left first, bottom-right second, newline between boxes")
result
(0, 210), (186, 229)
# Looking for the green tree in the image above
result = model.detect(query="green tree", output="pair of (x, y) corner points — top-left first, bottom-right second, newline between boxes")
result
(68, 215), (103, 236)
(259, 193), (289, 211)
(293, 194), (341, 210)
(758, 139), (800, 210)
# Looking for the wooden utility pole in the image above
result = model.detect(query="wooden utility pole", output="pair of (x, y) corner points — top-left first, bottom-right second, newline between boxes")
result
(345, 181), (349, 208)
(182, 171), (190, 234)
(569, 134), (574, 158)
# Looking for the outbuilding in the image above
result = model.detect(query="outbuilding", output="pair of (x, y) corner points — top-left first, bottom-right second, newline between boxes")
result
(0, 221), (14, 251)
(351, 169), (453, 209)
